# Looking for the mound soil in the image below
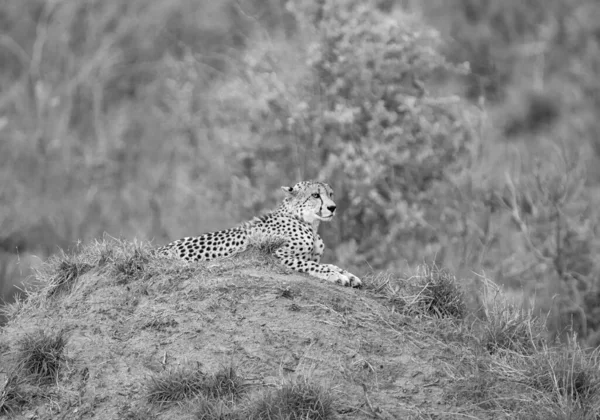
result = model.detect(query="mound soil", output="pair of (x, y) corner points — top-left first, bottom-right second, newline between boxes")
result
(1, 251), (460, 419)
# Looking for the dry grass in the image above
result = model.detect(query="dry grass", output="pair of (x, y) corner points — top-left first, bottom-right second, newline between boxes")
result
(147, 365), (209, 407)
(194, 397), (235, 420)
(206, 366), (245, 402)
(2, 238), (600, 419)
(450, 341), (600, 419)
(528, 343), (600, 408)
(147, 365), (245, 408)
(146, 362), (334, 419)
(113, 246), (151, 284)
(15, 329), (67, 384)
(244, 231), (288, 256)
(0, 371), (27, 415)
(364, 264), (600, 419)
(478, 293), (546, 355)
(47, 260), (93, 297)
(366, 264), (467, 320)
(245, 379), (335, 420)
(442, 279), (600, 419)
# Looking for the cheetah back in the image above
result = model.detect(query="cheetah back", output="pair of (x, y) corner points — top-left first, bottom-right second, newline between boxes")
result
(156, 227), (249, 261)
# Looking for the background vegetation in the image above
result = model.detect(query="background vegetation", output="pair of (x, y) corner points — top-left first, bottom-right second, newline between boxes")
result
(1, 0), (600, 345)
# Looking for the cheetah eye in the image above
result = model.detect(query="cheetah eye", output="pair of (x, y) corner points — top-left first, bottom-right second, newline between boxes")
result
(311, 193), (320, 198)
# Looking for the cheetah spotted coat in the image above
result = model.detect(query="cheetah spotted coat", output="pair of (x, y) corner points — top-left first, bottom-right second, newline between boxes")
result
(155, 181), (362, 287)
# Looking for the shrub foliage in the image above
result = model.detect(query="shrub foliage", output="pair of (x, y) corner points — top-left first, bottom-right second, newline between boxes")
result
(237, 0), (477, 269)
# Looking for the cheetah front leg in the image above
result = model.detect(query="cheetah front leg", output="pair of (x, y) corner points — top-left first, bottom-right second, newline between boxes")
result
(309, 234), (325, 263)
(296, 260), (361, 288)
(275, 250), (362, 288)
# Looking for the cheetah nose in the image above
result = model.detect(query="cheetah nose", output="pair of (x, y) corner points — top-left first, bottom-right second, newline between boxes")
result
(327, 205), (336, 212)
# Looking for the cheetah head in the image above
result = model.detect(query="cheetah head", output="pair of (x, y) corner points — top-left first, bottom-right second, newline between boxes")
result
(280, 181), (337, 224)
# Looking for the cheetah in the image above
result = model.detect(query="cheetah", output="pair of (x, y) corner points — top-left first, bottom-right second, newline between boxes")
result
(155, 181), (362, 288)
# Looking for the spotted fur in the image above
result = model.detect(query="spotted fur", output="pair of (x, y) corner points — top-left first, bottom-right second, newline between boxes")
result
(155, 181), (361, 287)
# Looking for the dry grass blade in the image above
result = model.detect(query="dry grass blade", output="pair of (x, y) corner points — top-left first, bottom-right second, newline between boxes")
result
(114, 247), (151, 284)
(48, 260), (93, 297)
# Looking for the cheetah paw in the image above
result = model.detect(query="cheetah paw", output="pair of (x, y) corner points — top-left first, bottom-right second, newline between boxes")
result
(327, 271), (362, 288)
(327, 272), (351, 286)
(344, 271), (362, 288)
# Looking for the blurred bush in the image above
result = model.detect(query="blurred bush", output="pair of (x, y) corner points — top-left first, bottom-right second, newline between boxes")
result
(419, 0), (600, 341)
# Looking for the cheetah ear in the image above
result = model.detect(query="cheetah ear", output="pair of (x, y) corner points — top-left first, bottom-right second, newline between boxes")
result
(281, 186), (295, 196)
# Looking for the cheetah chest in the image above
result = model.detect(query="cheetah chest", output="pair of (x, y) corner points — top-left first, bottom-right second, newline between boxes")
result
(260, 216), (322, 261)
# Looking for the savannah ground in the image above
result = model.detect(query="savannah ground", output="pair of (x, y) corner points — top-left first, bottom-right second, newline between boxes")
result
(1, 238), (599, 419)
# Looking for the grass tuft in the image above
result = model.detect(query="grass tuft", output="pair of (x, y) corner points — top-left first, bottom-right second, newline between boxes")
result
(147, 365), (244, 408)
(247, 379), (335, 420)
(475, 275), (546, 355)
(147, 366), (208, 407)
(47, 260), (93, 297)
(374, 264), (467, 320)
(16, 329), (67, 384)
(0, 371), (27, 415)
(417, 265), (467, 319)
(480, 304), (544, 355)
(114, 247), (151, 284)
(245, 231), (288, 255)
(206, 366), (244, 402)
(529, 344), (600, 404)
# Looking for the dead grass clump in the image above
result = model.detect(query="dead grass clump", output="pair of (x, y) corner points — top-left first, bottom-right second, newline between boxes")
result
(16, 329), (67, 384)
(376, 265), (466, 319)
(506, 342), (600, 419)
(246, 380), (335, 420)
(529, 344), (600, 405)
(47, 260), (93, 297)
(223, 231), (287, 271)
(446, 332), (600, 419)
(41, 238), (157, 295)
(245, 231), (288, 255)
(206, 366), (244, 402)
(114, 247), (151, 284)
(480, 305), (544, 355)
(417, 265), (466, 319)
(147, 366), (208, 407)
(0, 371), (27, 415)
(147, 365), (244, 408)
(476, 276), (546, 355)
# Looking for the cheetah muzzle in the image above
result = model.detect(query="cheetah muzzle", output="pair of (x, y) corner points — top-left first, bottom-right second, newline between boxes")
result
(155, 181), (362, 288)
